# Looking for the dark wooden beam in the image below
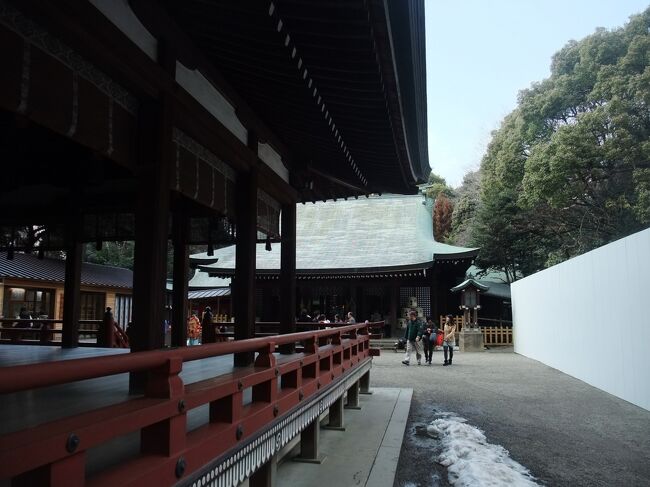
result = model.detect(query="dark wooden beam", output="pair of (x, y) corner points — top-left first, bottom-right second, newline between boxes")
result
(279, 202), (297, 354)
(61, 219), (81, 348)
(130, 98), (173, 392)
(171, 210), (189, 348)
(256, 160), (299, 205)
(233, 133), (258, 366)
(430, 267), (439, 322)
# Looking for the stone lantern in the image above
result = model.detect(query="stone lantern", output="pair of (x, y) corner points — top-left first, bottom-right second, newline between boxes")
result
(450, 279), (489, 351)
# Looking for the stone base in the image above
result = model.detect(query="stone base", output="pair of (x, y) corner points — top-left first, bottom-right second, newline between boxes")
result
(292, 455), (326, 464)
(459, 329), (484, 352)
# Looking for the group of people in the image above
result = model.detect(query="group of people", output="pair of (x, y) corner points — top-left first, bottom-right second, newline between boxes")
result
(186, 306), (227, 345)
(402, 311), (456, 366)
(299, 310), (356, 324)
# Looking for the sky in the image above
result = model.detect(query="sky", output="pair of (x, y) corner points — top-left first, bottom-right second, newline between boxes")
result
(425, 0), (650, 188)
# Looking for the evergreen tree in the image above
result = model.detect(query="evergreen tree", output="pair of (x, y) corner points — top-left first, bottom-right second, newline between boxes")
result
(473, 8), (650, 278)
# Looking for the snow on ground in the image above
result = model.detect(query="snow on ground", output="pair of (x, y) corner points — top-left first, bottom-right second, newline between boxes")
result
(426, 413), (540, 487)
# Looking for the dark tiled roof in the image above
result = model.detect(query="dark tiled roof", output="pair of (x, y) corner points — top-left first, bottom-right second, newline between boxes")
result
(0, 252), (133, 289)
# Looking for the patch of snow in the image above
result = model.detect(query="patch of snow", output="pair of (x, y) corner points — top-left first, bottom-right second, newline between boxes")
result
(427, 413), (540, 486)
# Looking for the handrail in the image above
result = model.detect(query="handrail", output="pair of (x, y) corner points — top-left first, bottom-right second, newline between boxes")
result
(0, 318), (103, 326)
(0, 322), (374, 394)
(0, 321), (379, 485)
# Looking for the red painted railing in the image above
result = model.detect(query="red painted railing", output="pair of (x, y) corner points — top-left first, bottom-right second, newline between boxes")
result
(0, 322), (378, 486)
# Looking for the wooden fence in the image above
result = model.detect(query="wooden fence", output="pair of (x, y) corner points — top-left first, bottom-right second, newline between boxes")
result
(482, 326), (513, 345)
(439, 315), (513, 346)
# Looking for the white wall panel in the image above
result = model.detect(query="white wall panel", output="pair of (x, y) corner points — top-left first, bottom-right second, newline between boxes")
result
(513, 227), (650, 411)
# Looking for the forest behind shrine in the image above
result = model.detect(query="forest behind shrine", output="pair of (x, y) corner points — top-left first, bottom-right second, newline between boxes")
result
(430, 7), (650, 283)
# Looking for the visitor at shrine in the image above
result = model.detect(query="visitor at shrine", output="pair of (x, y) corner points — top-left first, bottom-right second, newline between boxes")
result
(401, 310), (423, 366)
(421, 316), (439, 365)
(18, 307), (32, 328)
(201, 306), (215, 343)
(346, 311), (356, 324)
(443, 314), (456, 366)
(187, 311), (202, 346)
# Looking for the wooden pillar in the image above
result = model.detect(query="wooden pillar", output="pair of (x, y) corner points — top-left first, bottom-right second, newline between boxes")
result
(324, 396), (345, 431)
(355, 286), (363, 321)
(171, 211), (189, 347)
(250, 456), (277, 487)
(388, 283), (398, 337)
(61, 220), (82, 349)
(233, 138), (258, 366)
(345, 380), (361, 410)
(279, 202), (296, 354)
(360, 370), (372, 394)
(430, 266), (439, 321)
(131, 99), (172, 391)
(294, 419), (324, 464)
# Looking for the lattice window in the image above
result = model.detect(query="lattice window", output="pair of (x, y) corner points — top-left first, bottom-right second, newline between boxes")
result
(363, 286), (385, 297)
(399, 286), (431, 318)
(310, 286), (345, 296)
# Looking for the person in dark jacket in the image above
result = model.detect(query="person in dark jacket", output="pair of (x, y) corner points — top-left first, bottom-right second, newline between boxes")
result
(201, 306), (214, 344)
(402, 310), (424, 366)
(421, 316), (439, 365)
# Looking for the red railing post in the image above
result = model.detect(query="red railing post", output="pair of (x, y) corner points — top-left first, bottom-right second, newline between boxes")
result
(141, 357), (186, 456)
(13, 451), (85, 487)
(254, 342), (277, 368)
(253, 342), (278, 404)
(0, 322), (379, 484)
(304, 335), (318, 354)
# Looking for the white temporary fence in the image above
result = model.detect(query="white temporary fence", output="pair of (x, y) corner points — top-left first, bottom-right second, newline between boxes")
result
(512, 227), (650, 411)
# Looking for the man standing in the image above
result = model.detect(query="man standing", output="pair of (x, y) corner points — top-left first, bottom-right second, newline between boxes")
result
(402, 310), (423, 366)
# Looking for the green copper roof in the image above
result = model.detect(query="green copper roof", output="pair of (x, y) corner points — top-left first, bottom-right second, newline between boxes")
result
(450, 278), (490, 293)
(463, 265), (512, 299)
(189, 269), (230, 289)
(194, 194), (478, 275)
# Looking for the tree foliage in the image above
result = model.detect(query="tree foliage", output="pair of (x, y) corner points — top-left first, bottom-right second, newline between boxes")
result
(433, 193), (454, 242)
(84, 241), (135, 269)
(472, 9), (650, 280)
(425, 171), (454, 199)
(449, 170), (481, 246)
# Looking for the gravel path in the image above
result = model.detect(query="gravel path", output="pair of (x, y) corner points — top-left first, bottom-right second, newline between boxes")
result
(371, 347), (650, 486)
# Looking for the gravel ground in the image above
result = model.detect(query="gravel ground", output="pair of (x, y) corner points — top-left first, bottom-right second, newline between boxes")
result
(371, 347), (650, 487)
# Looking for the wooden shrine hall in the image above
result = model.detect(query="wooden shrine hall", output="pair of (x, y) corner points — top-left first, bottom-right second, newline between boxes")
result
(192, 194), (479, 336)
(0, 1), (428, 485)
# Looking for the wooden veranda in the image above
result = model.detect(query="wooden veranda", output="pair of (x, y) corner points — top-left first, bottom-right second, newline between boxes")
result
(0, 0), (428, 484)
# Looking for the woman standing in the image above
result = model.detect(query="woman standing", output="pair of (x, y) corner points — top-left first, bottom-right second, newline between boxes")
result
(442, 314), (456, 366)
